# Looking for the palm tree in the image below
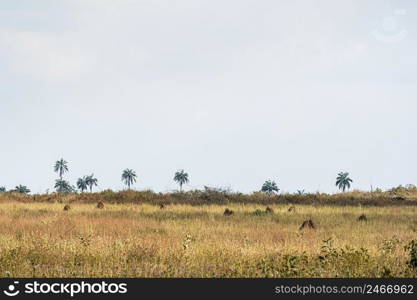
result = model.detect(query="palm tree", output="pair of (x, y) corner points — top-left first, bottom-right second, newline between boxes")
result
(122, 169), (137, 189)
(54, 179), (74, 194)
(76, 177), (88, 193)
(261, 180), (279, 195)
(297, 189), (305, 195)
(336, 172), (353, 192)
(0, 186), (6, 192)
(14, 185), (30, 194)
(173, 169), (189, 192)
(54, 158), (69, 179)
(85, 174), (98, 193)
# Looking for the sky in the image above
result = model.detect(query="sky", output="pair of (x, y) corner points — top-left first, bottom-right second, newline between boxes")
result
(0, 0), (416, 194)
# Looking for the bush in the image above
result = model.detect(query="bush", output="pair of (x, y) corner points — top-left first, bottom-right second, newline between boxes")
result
(0, 188), (417, 206)
(405, 240), (417, 268)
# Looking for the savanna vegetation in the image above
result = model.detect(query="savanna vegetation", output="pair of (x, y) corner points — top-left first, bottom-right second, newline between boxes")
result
(0, 159), (416, 277)
(0, 201), (415, 277)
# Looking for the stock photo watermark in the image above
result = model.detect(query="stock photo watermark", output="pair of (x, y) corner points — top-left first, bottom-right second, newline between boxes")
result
(371, 9), (408, 43)
(2, 281), (128, 297)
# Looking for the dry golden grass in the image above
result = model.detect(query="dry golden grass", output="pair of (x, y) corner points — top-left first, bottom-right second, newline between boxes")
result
(0, 201), (416, 277)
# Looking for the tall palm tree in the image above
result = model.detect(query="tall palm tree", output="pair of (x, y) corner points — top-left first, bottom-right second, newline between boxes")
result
(85, 174), (98, 193)
(261, 180), (279, 195)
(14, 185), (30, 194)
(173, 169), (189, 192)
(336, 172), (353, 192)
(122, 169), (137, 189)
(54, 158), (69, 179)
(54, 179), (74, 194)
(77, 177), (88, 193)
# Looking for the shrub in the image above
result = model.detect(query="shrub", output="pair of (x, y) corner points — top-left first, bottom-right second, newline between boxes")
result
(405, 240), (417, 268)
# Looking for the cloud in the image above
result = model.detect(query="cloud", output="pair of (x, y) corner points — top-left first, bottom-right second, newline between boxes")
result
(0, 0), (366, 83)
(0, 30), (95, 80)
(0, 0), (416, 193)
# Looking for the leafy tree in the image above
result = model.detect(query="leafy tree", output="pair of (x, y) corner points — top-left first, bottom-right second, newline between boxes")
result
(76, 177), (88, 193)
(336, 172), (353, 192)
(85, 174), (98, 193)
(261, 180), (279, 195)
(54, 158), (69, 179)
(54, 179), (75, 194)
(173, 169), (189, 192)
(14, 185), (30, 194)
(122, 169), (137, 189)
(0, 186), (6, 192)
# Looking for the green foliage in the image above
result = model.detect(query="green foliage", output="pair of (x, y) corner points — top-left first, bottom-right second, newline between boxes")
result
(14, 185), (30, 194)
(318, 238), (372, 277)
(0, 187), (6, 192)
(261, 180), (279, 195)
(54, 179), (75, 194)
(279, 253), (309, 277)
(76, 177), (88, 193)
(85, 174), (98, 193)
(173, 170), (189, 192)
(121, 169), (137, 189)
(336, 172), (353, 192)
(54, 158), (69, 179)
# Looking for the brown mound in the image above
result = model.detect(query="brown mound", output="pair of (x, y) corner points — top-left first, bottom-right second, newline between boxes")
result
(63, 205), (71, 211)
(299, 219), (315, 230)
(224, 208), (234, 216)
(288, 206), (296, 212)
(357, 214), (367, 221)
(265, 206), (274, 213)
(159, 204), (165, 210)
(97, 202), (104, 209)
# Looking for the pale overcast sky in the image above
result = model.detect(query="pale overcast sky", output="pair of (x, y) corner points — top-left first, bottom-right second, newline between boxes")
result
(0, 0), (416, 194)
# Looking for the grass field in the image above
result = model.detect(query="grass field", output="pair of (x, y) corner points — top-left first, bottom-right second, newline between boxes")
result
(0, 201), (416, 277)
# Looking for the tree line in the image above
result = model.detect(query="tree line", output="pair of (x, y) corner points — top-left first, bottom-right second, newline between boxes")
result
(0, 158), (353, 195)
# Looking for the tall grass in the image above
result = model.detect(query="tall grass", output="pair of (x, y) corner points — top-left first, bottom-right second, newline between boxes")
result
(0, 202), (415, 277)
